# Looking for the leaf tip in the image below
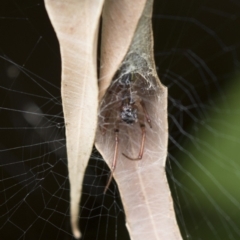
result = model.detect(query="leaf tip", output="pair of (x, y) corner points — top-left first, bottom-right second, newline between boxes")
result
(72, 226), (81, 239)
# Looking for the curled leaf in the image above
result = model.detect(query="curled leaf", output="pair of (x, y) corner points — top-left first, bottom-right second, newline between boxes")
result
(44, 0), (104, 238)
(99, 0), (148, 100)
(96, 0), (182, 239)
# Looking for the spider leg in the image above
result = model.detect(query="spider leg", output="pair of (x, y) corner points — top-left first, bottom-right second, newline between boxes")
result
(100, 107), (112, 135)
(122, 99), (150, 160)
(100, 100), (120, 135)
(104, 125), (119, 194)
(122, 123), (146, 161)
(140, 100), (152, 128)
(132, 73), (152, 128)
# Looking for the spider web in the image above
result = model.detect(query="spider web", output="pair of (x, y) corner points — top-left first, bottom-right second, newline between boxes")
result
(1, 0), (240, 239)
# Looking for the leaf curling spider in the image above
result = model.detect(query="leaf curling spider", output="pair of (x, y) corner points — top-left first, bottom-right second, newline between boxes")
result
(100, 72), (152, 194)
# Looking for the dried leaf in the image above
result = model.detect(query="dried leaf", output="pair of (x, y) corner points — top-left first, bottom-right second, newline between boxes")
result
(96, 0), (182, 239)
(99, 0), (147, 100)
(44, 0), (104, 238)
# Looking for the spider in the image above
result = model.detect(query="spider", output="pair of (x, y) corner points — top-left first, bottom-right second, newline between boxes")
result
(100, 72), (152, 193)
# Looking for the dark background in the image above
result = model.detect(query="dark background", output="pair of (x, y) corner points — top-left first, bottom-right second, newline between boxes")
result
(1, 0), (240, 239)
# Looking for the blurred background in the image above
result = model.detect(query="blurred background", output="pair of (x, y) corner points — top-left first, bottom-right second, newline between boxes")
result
(0, 0), (240, 239)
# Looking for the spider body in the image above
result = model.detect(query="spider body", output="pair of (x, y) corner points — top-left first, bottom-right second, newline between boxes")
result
(100, 72), (152, 193)
(120, 103), (137, 124)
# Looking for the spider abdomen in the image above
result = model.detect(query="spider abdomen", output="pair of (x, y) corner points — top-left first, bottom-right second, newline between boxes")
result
(120, 105), (138, 124)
